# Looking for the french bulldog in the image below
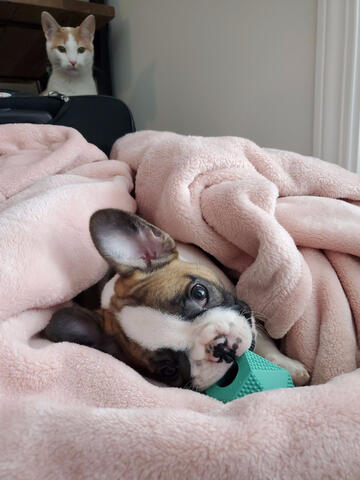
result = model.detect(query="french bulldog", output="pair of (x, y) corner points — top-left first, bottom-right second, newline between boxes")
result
(45, 209), (310, 391)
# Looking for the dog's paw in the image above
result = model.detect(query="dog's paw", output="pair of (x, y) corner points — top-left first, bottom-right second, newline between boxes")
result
(266, 354), (310, 386)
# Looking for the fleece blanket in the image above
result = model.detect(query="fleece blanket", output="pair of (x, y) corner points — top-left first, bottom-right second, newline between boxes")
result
(0, 125), (359, 479)
(111, 131), (360, 386)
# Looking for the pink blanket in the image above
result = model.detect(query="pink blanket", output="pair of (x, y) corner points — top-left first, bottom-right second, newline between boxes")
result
(1, 125), (360, 479)
(112, 130), (360, 385)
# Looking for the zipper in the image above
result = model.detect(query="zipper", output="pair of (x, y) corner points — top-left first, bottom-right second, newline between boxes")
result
(47, 91), (70, 103)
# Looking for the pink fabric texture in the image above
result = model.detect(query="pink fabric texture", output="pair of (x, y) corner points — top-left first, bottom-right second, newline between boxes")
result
(112, 131), (360, 385)
(1, 125), (360, 479)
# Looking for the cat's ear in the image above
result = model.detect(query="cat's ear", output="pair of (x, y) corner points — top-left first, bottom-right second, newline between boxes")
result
(79, 15), (96, 42)
(41, 11), (60, 41)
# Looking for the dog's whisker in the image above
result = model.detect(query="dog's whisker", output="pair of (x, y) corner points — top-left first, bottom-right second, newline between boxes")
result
(252, 310), (268, 321)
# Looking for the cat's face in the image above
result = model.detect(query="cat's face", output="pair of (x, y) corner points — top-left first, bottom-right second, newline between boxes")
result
(41, 12), (95, 75)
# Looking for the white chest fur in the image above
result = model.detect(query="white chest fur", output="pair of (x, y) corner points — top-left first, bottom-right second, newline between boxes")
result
(45, 70), (97, 96)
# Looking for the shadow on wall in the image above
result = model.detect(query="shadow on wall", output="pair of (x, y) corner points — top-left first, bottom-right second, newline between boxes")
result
(112, 19), (132, 92)
(111, 18), (156, 129)
(128, 61), (156, 130)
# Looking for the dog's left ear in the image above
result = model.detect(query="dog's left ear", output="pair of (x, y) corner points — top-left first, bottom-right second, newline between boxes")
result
(90, 209), (178, 275)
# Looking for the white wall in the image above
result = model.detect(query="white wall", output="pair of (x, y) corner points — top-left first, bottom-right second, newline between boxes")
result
(109, 0), (317, 155)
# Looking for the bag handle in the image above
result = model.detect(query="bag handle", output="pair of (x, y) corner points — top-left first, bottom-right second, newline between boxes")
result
(0, 92), (71, 124)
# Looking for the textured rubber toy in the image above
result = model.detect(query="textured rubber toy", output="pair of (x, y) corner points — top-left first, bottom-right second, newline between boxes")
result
(205, 351), (294, 403)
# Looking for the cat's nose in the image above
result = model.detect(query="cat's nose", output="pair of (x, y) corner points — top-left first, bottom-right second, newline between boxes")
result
(69, 60), (77, 67)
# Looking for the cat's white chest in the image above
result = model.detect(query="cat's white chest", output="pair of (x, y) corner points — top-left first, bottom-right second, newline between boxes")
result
(46, 72), (97, 96)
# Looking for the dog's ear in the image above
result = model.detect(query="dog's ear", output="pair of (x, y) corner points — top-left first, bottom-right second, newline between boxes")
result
(90, 209), (178, 275)
(44, 306), (122, 358)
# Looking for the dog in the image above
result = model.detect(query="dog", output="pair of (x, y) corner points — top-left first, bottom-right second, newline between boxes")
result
(45, 209), (310, 391)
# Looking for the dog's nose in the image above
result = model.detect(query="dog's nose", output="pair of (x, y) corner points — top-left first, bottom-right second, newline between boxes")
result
(206, 335), (246, 363)
(212, 337), (237, 363)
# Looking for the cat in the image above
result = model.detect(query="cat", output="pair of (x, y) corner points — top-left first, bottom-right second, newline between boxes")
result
(40, 11), (97, 96)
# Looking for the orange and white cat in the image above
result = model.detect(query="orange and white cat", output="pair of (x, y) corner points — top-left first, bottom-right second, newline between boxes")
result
(41, 11), (97, 96)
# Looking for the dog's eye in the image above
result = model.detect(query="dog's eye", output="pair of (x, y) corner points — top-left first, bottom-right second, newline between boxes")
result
(190, 284), (208, 307)
(57, 46), (66, 53)
(160, 365), (177, 377)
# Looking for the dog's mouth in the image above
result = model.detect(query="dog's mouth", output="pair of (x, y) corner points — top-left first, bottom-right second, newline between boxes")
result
(211, 334), (256, 363)
(187, 322), (257, 392)
(206, 331), (256, 364)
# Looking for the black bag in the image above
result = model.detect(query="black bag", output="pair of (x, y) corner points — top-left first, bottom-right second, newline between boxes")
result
(0, 92), (135, 156)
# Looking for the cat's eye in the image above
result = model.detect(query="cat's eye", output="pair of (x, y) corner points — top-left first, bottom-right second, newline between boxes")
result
(57, 46), (66, 53)
(77, 47), (85, 54)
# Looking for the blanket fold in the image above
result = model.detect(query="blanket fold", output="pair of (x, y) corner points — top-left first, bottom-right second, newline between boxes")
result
(1, 125), (360, 479)
(112, 130), (360, 384)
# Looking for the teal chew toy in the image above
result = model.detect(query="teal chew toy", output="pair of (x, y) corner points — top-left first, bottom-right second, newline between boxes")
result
(205, 350), (294, 403)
